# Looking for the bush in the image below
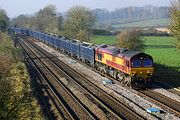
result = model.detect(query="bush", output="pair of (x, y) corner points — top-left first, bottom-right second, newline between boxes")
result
(0, 32), (43, 119)
(93, 29), (114, 35)
(116, 29), (144, 50)
(170, 0), (180, 49)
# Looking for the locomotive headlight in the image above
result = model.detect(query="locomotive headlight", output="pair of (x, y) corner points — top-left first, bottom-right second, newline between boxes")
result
(147, 70), (153, 74)
(132, 73), (135, 76)
(147, 72), (152, 76)
(131, 72), (136, 77)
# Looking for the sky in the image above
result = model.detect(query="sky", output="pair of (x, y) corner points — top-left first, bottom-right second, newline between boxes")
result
(0, 0), (171, 18)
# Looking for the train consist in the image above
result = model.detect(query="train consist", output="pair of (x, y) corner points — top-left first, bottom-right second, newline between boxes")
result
(9, 27), (154, 88)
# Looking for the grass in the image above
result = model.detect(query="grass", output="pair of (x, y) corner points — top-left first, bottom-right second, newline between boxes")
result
(143, 36), (179, 66)
(144, 37), (180, 88)
(112, 18), (170, 29)
(90, 35), (180, 88)
(91, 35), (116, 45)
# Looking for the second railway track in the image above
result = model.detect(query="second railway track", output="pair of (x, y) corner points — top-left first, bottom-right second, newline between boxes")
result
(18, 37), (98, 120)
(138, 89), (180, 118)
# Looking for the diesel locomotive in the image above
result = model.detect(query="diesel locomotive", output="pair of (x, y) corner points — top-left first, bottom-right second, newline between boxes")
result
(9, 27), (154, 88)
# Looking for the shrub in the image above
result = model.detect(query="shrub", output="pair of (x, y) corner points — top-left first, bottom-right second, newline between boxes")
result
(116, 29), (144, 50)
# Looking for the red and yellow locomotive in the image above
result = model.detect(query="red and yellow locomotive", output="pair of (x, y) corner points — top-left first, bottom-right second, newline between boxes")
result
(95, 45), (154, 88)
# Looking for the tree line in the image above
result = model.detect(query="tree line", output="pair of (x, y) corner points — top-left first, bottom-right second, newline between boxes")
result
(10, 5), (95, 42)
(91, 6), (170, 22)
(0, 2), (180, 49)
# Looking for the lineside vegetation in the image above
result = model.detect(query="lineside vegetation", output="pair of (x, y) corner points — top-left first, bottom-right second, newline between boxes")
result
(116, 29), (144, 50)
(170, 0), (180, 49)
(0, 33), (43, 119)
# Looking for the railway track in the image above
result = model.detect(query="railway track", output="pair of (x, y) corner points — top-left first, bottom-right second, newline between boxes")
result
(18, 37), (97, 120)
(97, 65), (180, 117)
(101, 71), (180, 118)
(96, 62), (180, 117)
(138, 89), (180, 118)
(154, 81), (180, 96)
(16, 38), (55, 120)
(24, 57), (56, 120)
(94, 63), (180, 117)
(24, 36), (145, 120)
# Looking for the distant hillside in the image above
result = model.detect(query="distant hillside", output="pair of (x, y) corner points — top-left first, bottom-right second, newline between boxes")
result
(91, 6), (170, 29)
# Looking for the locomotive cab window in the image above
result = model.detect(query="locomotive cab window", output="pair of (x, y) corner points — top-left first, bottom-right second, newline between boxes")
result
(143, 60), (153, 67)
(132, 60), (141, 68)
(98, 53), (102, 61)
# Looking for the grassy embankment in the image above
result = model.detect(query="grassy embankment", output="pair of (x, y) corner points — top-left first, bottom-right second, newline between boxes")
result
(91, 35), (180, 89)
(0, 33), (43, 119)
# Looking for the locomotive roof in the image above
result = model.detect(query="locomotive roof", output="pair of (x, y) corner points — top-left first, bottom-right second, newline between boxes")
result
(96, 45), (149, 60)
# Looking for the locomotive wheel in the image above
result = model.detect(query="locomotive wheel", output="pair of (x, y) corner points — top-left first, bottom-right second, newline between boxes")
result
(127, 77), (132, 87)
(123, 80), (128, 85)
(117, 73), (124, 83)
(101, 70), (105, 74)
(123, 76), (131, 86)
(94, 65), (97, 70)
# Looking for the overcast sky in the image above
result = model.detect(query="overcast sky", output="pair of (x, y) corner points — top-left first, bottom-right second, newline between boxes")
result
(0, 0), (171, 17)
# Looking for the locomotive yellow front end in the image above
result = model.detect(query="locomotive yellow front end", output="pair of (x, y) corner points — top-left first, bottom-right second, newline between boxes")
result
(129, 53), (154, 88)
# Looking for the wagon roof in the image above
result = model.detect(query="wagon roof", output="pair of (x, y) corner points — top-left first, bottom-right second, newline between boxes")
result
(96, 45), (146, 60)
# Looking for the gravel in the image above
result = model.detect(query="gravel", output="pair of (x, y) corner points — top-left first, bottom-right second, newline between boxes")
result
(34, 40), (180, 120)
(59, 76), (108, 120)
(152, 84), (180, 103)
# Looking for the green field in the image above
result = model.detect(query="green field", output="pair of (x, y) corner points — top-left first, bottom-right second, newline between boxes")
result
(91, 36), (180, 88)
(91, 35), (117, 45)
(144, 36), (178, 66)
(112, 18), (170, 29)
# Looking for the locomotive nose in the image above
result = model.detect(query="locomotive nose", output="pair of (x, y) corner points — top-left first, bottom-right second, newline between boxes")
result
(131, 67), (154, 79)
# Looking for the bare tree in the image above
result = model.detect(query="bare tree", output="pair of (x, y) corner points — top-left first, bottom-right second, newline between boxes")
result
(63, 6), (95, 41)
